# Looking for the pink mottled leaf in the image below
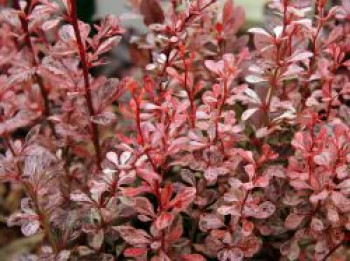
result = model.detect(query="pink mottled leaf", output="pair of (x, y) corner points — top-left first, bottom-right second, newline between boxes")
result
(155, 212), (174, 230)
(21, 220), (40, 237)
(114, 226), (151, 245)
(124, 247), (148, 257)
(241, 108), (259, 121)
(284, 213), (305, 229)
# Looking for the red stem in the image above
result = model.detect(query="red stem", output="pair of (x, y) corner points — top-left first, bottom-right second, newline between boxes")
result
(0, 126), (57, 252)
(13, 0), (57, 137)
(321, 241), (343, 261)
(69, 0), (102, 170)
(215, 79), (228, 142)
(181, 55), (196, 128)
(133, 93), (158, 172)
(300, 3), (325, 110)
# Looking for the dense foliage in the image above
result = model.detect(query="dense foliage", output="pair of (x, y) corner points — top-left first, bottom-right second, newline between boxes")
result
(0, 0), (349, 260)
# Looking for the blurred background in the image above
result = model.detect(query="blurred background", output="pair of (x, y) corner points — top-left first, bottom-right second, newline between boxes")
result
(96, 0), (263, 23)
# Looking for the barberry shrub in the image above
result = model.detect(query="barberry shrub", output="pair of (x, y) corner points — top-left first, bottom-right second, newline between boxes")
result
(0, 0), (349, 260)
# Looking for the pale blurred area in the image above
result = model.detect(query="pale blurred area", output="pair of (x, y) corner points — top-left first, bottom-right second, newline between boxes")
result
(94, 0), (265, 77)
(96, 0), (264, 27)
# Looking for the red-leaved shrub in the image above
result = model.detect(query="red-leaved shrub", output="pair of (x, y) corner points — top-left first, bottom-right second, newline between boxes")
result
(0, 0), (349, 260)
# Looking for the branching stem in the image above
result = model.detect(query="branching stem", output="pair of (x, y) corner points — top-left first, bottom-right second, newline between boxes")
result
(13, 0), (57, 137)
(69, 0), (102, 170)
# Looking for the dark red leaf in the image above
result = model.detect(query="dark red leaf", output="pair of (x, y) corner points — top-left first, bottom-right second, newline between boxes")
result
(181, 254), (206, 261)
(140, 0), (165, 26)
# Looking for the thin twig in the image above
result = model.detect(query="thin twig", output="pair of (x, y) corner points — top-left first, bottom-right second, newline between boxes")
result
(68, 0), (102, 170)
(0, 129), (58, 253)
(13, 0), (57, 138)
